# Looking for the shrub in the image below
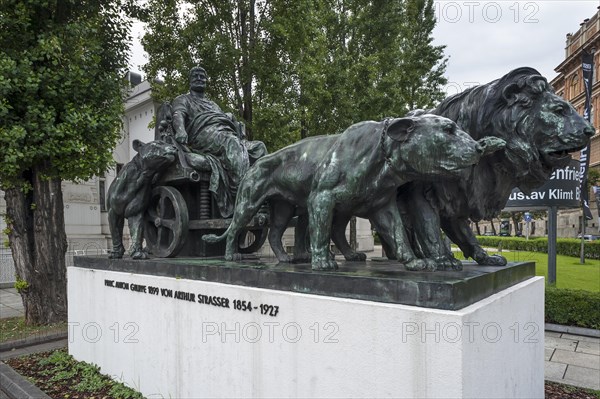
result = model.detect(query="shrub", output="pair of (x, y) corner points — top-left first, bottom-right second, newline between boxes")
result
(475, 236), (600, 260)
(545, 287), (600, 329)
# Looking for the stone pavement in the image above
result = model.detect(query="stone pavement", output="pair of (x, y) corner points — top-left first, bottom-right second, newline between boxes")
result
(1, 287), (600, 391)
(545, 331), (600, 390)
(0, 288), (23, 319)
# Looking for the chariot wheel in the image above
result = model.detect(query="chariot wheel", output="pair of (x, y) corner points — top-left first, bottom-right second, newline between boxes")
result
(144, 186), (189, 258)
(237, 227), (269, 254)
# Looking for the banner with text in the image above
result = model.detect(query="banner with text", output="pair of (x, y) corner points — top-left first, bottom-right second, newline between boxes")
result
(505, 160), (581, 210)
(580, 49), (593, 220)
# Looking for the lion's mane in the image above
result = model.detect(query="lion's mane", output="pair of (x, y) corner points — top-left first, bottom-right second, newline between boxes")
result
(423, 67), (553, 220)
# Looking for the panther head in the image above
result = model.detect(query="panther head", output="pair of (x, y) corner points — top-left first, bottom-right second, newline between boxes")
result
(389, 115), (505, 178)
(133, 139), (178, 172)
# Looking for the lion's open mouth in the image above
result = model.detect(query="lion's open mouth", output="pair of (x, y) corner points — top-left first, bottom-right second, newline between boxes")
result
(546, 150), (571, 161)
(543, 143), (587, 166)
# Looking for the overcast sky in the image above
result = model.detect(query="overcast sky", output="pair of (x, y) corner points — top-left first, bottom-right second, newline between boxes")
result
(433, 0), (600, 96)
(129, 0), (600, 95)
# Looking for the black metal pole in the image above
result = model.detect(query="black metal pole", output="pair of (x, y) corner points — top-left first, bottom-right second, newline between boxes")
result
(580, 214), (586, 264)
(548, 206), (558, 285)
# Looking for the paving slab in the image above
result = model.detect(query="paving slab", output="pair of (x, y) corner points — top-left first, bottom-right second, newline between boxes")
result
(544, 360), (567, 380)
(0, 308), (23, 319)
(562, 333), (600, 344)
(1, 299), (23, 308)
(576, 340), (600, 356)
(563, 364), (600, 391)
(552, 349), (600, 370)
(545, 331), (562, 338)
(545, 335), (579, 351)
(545, 347), (555, 361)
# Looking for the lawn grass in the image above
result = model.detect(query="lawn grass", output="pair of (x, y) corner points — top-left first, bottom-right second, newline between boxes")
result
(453, 248), (600, 292)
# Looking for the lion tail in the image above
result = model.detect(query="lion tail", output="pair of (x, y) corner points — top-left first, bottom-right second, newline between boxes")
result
(202, 232), (228, 243)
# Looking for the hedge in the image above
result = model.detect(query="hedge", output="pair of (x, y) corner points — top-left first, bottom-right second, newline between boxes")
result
(545, 287), (600, 329)
(475, 236), (600, 260)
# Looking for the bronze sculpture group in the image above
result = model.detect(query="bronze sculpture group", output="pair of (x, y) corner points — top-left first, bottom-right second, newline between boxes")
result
(108, 66), (594, 272)
(171, 66), (266, 218)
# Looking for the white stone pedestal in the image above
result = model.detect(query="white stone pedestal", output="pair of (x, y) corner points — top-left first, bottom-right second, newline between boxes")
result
(68, 267), (544, 398)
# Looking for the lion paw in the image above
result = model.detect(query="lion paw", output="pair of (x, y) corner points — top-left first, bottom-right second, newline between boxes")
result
(345, 252), (367, 262)
(449, 257), (463, 270)
(108, 249), (124, 259)
(225, 253), (243, 262)
(405, 258), (435, 271)
(434, 255), (463, 271)
(293, 252), (312, 263)
(131, 250), (149, 260)
(312, 258), (338, 271)
(276, 253), (293, 263)
(476, 254), (507, 266)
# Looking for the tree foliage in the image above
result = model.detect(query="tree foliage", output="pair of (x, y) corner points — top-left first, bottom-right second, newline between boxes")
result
(0, 0), (131, 324)
(141, 0), (447, 151)
(0, 1), (131, 188)
(588, 168), (600, 190)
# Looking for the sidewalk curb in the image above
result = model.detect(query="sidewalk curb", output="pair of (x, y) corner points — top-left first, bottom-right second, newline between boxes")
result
(0, 331), (67, 352)
(0, 362), (51, 399)
(545, 323), (600, 338)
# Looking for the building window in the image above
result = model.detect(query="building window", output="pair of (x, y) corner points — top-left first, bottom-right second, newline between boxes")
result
(571, 74), (579, 97)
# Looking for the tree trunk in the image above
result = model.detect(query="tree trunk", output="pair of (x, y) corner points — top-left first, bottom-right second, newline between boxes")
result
(300, 108), (307, 139)
(511, 213), (520, 236)
(5, 166), (67, 325)
(350, 216), (357, 250)
(490, 220), (497, 235)
(239, 0), (254, 141)
(475, 221), (481, 235)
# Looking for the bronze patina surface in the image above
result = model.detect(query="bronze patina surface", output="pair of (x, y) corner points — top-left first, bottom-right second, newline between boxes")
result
(75, 256), (534, 310)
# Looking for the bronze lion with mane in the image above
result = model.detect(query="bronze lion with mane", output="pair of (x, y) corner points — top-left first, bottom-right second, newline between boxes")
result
(397, 67), (594, 269)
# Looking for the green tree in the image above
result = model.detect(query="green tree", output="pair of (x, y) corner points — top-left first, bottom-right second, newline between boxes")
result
(587, 168), (600, 190)
(0, 0), (131, 324)
(141, 0), (447, 151)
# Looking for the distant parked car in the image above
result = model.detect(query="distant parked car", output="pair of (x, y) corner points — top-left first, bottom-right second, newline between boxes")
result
(499, 232), (511, 237)
(482, 232), (496, 236)
(577, 234), (600, 241)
